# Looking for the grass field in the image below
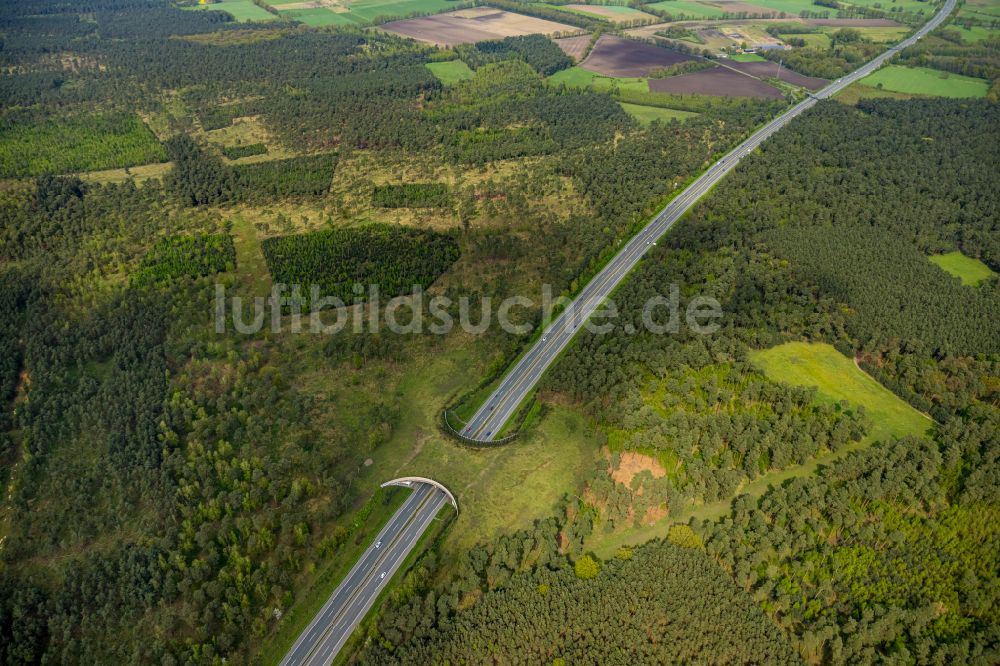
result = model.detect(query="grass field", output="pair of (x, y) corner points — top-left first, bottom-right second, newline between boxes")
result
(840, 25), (911, 42)
(841, 0), (931, 13)
(861, 65), (990, 98)
(733, 0), (827, 15)
(751, 342), (932, 444)
(947, 23), (1000, 43)
(276, 0), (456, 26)
(548, 65), (650, 92)
(187, 0), (277, 21)
(619, 102), (698, 124)
(732, 52), (767, 62)
(644, 0), (728, 18)
(557, 3), (658, 23)
(834, 82), (913, 104)
(426, 60), (475, 85)
(929, 251), (997, 286)
(781, 31), (831, 48)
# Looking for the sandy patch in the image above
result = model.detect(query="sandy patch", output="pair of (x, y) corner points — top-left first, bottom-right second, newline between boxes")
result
(611, 451), (666, 488)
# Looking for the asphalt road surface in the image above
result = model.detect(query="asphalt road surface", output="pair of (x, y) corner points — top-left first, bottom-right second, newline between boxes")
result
(462, 0), (955, 442)
(279, 483), (447, 666)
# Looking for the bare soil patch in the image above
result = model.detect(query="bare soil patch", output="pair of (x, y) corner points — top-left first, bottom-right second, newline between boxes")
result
(380, 8), (581, 47)
(554, 33), (592, 61)
(582, 34), (694, 77)
(725, 60), (827, 89)
(649, 66), (783, 97)
(611, 451), (667, 489)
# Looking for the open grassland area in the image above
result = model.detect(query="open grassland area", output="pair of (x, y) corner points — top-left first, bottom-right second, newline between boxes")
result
(929, 251), (997, 286)
(782, 31), (831, 47)
(946, 23), (1000, 42)
(186, 0), (277, 21)
(732, 52), (767, 62)
(834, 81), (914, 104)
(274, 0), (456, 26)
(725, 0), (825, 15)
(840, 0), (933, 12)
(619, 101), (699, 123)
(559, 3), (658, 22)
(751, 342), (932, 444)
(862, 65), (990, 98)
(957, 0), (1000, 21)
(835, 24), (911, 41)
(426, 60), (475, 85)
(548, 65), (650, 91)
(645, 0), (728, 18)
(0, 111), (166, 178)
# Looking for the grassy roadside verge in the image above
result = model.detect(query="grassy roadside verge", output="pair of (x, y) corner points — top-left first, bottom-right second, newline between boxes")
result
(257, 486), (411, 666)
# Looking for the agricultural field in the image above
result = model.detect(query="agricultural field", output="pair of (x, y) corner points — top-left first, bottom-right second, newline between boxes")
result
(929, 251), (997, 286)
(946, 22), (1000, 43)
(582, 34), (694, 76)
(639, 20), (789, 51)
(726, 59), (828, 89)
(619, 102), (699, 123)
(271, 0), (456, 26)
(186, 0), (277, 21)
(839, 0), (934, 13)
(553, 33), (593, 59)
(380, 7), (581, 46)
(729, 0), (828, 15)
(958, 0), (1000, 21)
(548, 65), (651, 92)
(0, 111), (166, 178)
(731, 52), (767, 61)
(750, 342), (932, 444)
(644, 0), (729, 18)
(426, 60), (475, 84)
(649, 66), (784, 96)
(861, 65), (990, 97)
(559, 3), (658, 23)
(833, 81), (913, 104)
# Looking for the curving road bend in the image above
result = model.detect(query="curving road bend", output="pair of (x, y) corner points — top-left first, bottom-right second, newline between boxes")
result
(462, 0), (956, 443)
(279, 483), (448, 666)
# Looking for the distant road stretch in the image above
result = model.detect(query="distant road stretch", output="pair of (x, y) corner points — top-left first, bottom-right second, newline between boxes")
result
(462, 0), (956, 443)
(279, 482), (448, 666)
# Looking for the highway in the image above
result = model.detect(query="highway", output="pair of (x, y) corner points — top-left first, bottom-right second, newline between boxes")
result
(279, 482), (448, 666)
(462, 0), (956, 442)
